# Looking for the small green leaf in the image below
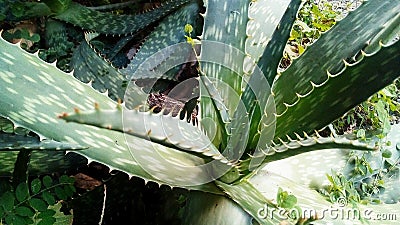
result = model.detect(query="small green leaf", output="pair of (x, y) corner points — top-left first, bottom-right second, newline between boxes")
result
(15, 206), (34, 217)
(41, 191), (56, 205)
(0, 191), (15, 211)
(5, 214), (15, 225)
(356, 129), (366, 139)
(382, 149), (392, 158)
(29, 198), (48, 212)
(30, 34), (40, 42)
(63, 185), (75, 198)
(16, 182), (29, 202)
(54, 187), (67, 200)
(59, 175), (74, 184)
(37, 216), (56, 225)
(280, 194), (297, 209)
(42, 176), (53, 188)
(38, 209), (56, 218)
(25, 217), (34, 224)
(5, 214), (26, 225)
(31, 178), (42, 194)
(49, 203), (73, 225)
(277, 188), (298, 209)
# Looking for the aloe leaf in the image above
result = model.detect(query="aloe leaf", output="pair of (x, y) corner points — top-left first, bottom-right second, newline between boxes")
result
(39, 19), (74, 63)
(276, 40), (400, 140)
(255, 0), (301, 85)
(223, 99), (250, 162)
(87, 1), (141, 11)
(1, 115), (82, 151)
(0, 117), (86, 175)
(59, 107), (231, 164)
(246, 0), (296, 82)
(201, 0), (248, 94)
(242, 134), (376, 172)
(0, 151), (87, 176)
(216, 180), (285, 225)
(241, 0), (300, 151)
(107, 35), (134, 61)
(0, 132), (86, 151)
(199, 0), (250, 148)
(42, 0), (72, 14)
(273, 0), (400, 139)
(70, 33), (140, 102)
(54, 0), (191, 35)
(363, 13), (400, 53)
(0, 117), (30, 135)
(0, 36), (220, 193)
(71, 33), (149, 109)
(182, 191), (253, 225)
(263, 125), (400, 191)
(121, 2), (199, 80)
(198, 75), (230, 148)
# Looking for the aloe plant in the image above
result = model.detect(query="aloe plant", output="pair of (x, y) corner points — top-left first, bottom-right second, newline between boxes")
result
(1, 0), (399, 224)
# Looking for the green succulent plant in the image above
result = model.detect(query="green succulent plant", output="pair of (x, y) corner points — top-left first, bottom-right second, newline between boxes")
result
(0, 0), (399, 224)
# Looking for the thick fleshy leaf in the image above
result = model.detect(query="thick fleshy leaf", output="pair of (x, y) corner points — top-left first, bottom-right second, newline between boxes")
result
(273, 0), (400, 139)
(247, 0), (297, 83)
(182, 191), (253, 225)
(54, 0), (191, 35)
(121, 2), (199, 80)
(216, 180), (285, 225)
(0, 151), (87, 176)
(201, 0), (248, 96)
(263, 124), (400, 194)
(0, 117), (30, 135)
(198, 74), (230, 148)
(0, 132), (86, 151)
(0, 36), (220, 193)
(59, 107), (231, 164)
(72, 32), (149, 108)
(275, 40), (400, 140)
(70, 33), (140, 102)
(0, 117), (86, 175)
(40, 19), (74, 62)
(199, 0), (250, 148)
(241, 134), (376, 172)
(241, 0), (300, 151)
